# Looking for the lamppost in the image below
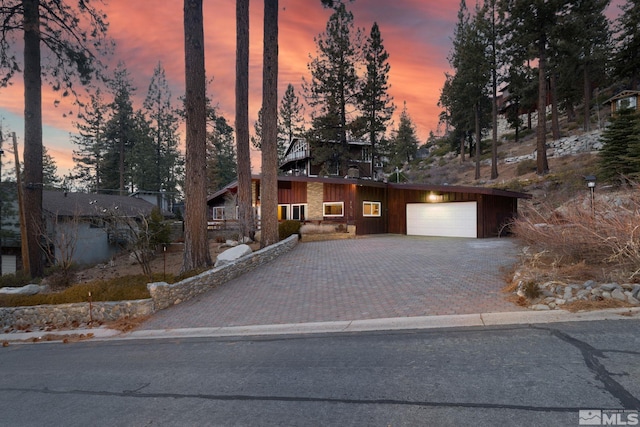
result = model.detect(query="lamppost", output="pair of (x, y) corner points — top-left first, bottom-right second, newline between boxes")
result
(584, 175), (596, 217)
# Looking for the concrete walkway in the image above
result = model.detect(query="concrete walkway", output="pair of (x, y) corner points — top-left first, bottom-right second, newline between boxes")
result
(138, 235), (525, 331)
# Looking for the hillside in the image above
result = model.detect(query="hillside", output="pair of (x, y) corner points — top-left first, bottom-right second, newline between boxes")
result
(407, 122), (605, 208)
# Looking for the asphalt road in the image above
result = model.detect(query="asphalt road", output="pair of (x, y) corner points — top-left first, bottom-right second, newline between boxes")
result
(1, 319), (639, 426)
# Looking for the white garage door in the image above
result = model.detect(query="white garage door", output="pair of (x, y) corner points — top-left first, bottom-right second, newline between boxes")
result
(406, 202), (477, 238)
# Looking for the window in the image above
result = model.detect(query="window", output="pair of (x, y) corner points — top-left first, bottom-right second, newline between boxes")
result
(323, 202), (344, 217)
(291, 204), (307, 221)
(278, 204), (290, 221)
(617, 96), (637, 111)
(212, 207), (225, 220)
(363, 201), (381, 217)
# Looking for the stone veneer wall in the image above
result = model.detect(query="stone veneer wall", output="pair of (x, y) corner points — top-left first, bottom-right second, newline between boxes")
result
(307, 182), (324, 220)
(148, 234), (298, 310)
(0, 235), (299, 330)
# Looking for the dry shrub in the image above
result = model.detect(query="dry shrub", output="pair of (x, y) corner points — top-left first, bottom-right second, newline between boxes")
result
(512, 188), (640, 282)
(300, 223), (338, 235)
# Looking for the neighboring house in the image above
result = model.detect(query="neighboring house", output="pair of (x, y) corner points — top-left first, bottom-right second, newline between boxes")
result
(43, 191), (163, 267)
(280, 137), (380, 180)
(604, 90), (640, 115)
(207, 176), (531, 238)
(0, 182), (22, 275)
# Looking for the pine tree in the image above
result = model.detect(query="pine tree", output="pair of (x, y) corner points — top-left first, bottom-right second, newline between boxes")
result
(278, 83), (305, 154)
(260, 0), (279, 248)
(439, 0), (491, 177)
(236, 0), (254, 241)
(143, 63), (182, 205)
(359, 22), (395, 177)
(182, 0), (212, 272)
(612, 0), (640, 89)
(390, 103), (419, 166)
(42, 146), (60, 190)
(72, 90), (108, 191)
(305, 2), (362, 175)
(207, 111), (236, 193)
(599, 109), (640, 182)
(563, 0), (611, 131)
(0, 0), (110, 277)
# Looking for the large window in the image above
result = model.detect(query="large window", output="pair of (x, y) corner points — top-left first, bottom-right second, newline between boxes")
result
(363, 201), (381, 217)
(323, 202), (344, 217)
(291, 204), (307, 221)
(278, 204), (290, 221)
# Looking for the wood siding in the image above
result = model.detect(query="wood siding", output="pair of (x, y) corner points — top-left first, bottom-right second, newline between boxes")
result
(388, 189), (519, 238)
(277, 180), (307, 204)
(355, 184), (387, 235)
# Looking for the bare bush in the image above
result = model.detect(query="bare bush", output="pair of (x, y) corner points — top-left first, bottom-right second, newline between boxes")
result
(513, 187), (640, 281)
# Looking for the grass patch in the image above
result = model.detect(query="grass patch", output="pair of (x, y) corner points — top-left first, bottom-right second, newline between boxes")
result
(0, 272), (190, 308)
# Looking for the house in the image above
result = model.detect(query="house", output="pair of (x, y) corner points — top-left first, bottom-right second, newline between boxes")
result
(207, 176), (531, 238)
(42, 191), (164, 266)
(280, 137), (381, 180)
(0, 182), (22, 275)
(604, 90), (640, 115)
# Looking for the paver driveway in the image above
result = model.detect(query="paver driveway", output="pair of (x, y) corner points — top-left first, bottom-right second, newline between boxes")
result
(139, 235), (525, 330)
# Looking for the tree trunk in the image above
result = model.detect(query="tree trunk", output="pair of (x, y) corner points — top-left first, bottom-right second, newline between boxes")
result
(236, 0), (254, 241)
(181, 0), (212, 273)
(536, 40), (549, 175)
(23, 0), (44, 278)
(491, 66), (498, 179)
(459, 134), (465, 163)
(583, 64), (591, 132)
(490, 1), (498, 180)
(550, 71), (560, 140)
(475, 103), (481, 180)
(260, 0), (279, 248)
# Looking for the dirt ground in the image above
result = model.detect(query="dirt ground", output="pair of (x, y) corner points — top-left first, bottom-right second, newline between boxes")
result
(73, 240), (261, 284)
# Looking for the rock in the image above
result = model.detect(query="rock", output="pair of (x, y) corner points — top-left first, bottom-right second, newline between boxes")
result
(555, 298), (566, 305)
(628, 296), (640, 305)
(583, 280), (596, 289)
(548, 302), (557, 309)
(602, 291), (611, 299)
(542, 290), (555, 297)
(611, 288), (627, 301)
(577, 289), (591, 300)
(0, 284), (46, 295)
(564, 288), (574, 300)
(632, 285), (640, 300)
(591, 288), (602, 297)
(601, 283), (619, 292)
(214, 244), (253, 268)
(531, 304), (551, 311)
(225, 240), (239, 247)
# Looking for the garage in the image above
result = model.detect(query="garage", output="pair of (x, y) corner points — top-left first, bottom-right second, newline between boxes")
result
(406, 202), (477, 238)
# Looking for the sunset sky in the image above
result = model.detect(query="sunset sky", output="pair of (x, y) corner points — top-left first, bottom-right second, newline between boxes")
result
(0, 0), (625, 177)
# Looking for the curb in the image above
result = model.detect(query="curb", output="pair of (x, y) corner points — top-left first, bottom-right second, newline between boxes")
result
(3, 307), (639, 344)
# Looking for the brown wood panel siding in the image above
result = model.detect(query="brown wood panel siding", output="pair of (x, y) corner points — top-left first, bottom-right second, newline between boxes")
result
(481, 195), (518, 237)
(277, 181), (307, 204)
(323, 182), (357, 222)
(355, 184), (387, 235)
(386, 188), (519, 237)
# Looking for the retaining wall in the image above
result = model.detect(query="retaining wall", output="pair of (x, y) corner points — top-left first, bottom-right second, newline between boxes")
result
(0, 235), (299, 330)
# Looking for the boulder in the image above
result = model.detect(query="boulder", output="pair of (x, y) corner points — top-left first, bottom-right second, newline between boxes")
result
(214, 244), (253, 268)
(0, 284), (46, 296)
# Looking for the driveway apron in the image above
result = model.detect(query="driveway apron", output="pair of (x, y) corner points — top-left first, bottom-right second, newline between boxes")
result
(139, 235), (524, 330)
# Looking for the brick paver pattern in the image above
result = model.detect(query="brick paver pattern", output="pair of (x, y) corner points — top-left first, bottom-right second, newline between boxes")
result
(140, 236), (525, 330)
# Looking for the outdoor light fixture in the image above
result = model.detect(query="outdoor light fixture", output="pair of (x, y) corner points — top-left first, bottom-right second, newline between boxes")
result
(584, 175), (596, 216)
